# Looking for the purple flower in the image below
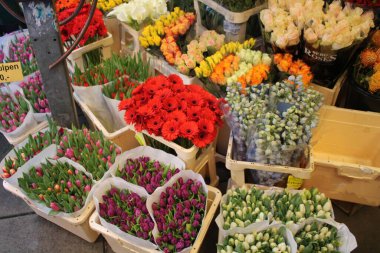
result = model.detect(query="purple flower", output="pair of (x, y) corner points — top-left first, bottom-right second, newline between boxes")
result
(183, 233), (190, 240)
(107, 207), (115, 217)
(191, 231), (197, 238)
(193, 220), (200, 227)
(194, 212), (202, 221)
(176, 241), (185, 251)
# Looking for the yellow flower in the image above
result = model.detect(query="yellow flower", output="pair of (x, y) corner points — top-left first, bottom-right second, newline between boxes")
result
(153, 35), (161, 46)
(139, 37), (149, 48)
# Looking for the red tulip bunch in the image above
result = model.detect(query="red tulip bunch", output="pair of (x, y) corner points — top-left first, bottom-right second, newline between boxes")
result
(99, 187), (155, 241)
(115, 156), (181, 194)
(0, 91), (29, 133)
(119, 74), (224, 148)
(151, 177), (207, 252)
(18, 160), (93, 213)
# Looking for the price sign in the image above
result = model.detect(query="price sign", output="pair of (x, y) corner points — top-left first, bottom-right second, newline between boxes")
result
(0, 62), (24, 83)
(287, 175), (303, 189)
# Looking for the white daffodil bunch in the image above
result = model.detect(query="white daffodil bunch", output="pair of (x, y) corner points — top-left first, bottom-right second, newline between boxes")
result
(272, 188), (333, 225)
(218, 226), (292, 253)
(295, 222), (340, 253)
(221, 186), (272, 230)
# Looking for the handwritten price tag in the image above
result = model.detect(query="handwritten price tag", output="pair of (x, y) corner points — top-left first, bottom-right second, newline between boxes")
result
(0, 62), (24, 83)
(287, 175), (303, 189)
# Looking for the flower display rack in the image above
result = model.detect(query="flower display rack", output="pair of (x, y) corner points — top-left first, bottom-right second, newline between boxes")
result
(67, 33), (114, 72)
(3, 181), (100, 242)
(146, 52), (204, 86)
(73, 93), (140, 152)
(89, 185), (222, 253)
(310, 71), (347, 106)
(225, 134), (315, 187)
(194, 0), (267, 42)
(304, 106), (380, 206)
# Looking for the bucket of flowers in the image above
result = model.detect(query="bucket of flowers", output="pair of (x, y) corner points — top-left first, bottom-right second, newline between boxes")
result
(57, 2), (113, 71)
(118, 74), (224, 184)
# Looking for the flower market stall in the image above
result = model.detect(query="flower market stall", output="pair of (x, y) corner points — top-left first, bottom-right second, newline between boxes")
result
(1, 0), (380, 252)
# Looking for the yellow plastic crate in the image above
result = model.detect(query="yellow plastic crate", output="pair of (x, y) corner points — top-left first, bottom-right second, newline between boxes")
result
(304, 106), (380, 206)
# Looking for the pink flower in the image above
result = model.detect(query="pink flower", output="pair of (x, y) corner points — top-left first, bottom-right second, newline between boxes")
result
(50, 202), (60, 211)
(84, 185), (91, 192)
(65, 148), (74, 158)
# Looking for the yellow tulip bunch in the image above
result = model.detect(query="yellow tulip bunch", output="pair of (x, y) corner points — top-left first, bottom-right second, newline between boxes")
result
(195, 38), (255, 78)
(139, 7), (185, 48)
(96, 0), (129, 13)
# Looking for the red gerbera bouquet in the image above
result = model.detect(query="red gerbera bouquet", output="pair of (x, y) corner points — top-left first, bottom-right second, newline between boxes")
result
(119, 75), (224, 148)
(57, 4), (107, 48)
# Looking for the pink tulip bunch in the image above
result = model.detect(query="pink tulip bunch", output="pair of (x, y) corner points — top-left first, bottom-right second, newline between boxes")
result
(18, 72), (50, 113)
(0, 92), (29, 133)
(115, 156), (181, 194)
(151, 177), (207, 253)
(57, 127), (122, 180)
(18, 160), (93, 213)
(99, 187), (155, 241)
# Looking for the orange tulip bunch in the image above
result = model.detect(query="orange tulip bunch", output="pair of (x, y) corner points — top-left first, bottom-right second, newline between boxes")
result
(238, 64), (270, 90)
(274, 53), (313, 86)
(210, 55), (240, 85)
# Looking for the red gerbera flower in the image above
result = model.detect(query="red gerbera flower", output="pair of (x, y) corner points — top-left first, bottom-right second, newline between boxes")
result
(186, 94), (204, 107)
(162, 120), (179, 141)
(163, 97), (179, 112)
(167, 110), (187, 123)
(168, 74), (183, 86)
(118, 99), (134, 111)
(198, 119), (215, 133)
(177, 92), (191, 103)
(171, 82), (186, 93)
(180, 121), (199, 139)
(147, 115), (164, 135)
(132, 85), (144, 95)
(199, 108), (216, 122)
(155, 75), (171, 89)
(147, 97), (162, 112)
(137, 105), (154, 117)
(187, 106), (201, 121)
(192, 129), (217, 148)
(124, 109), (137, 123)
(155, 88), (173, 100)
(177, 100), (187, 112)
(134, 94), (148, 107)
(186, 84), (207, 94)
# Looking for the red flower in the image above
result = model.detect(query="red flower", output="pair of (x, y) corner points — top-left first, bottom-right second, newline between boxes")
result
(177, 100), (187, 111)
(198, 119), (215, 133)
(134, 94), (148, 106)
(155, 88), (173, 100)
(187, 106), (201, 121)
(186, 85), (207, 94)
(167, 110), (187, 123)
(186, 94), (204, 107)
(147, 97), (162, 112)
(168, 74), (183, 86)
(163, 97), (179, 112)
(118, 99), (134, 111)
(192, 129), (217, 148)
(199, 108), (216, 122)
(132, 85), (144, 95)
(180, 121), (199, 139)
(124, 109), (137, 123)
(137, 105), (154, 117)
(155, 75), (171, 90)
(147, 116), (164, 135)
(162, 120), (179, 141)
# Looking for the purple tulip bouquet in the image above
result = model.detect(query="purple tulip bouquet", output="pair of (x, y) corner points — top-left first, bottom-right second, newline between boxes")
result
(93, 177), (158, 250)
(147, 171), (208, 253)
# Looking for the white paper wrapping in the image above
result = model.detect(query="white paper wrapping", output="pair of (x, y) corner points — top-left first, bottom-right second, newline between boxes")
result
(146, 170), (208, 253)
(103, 95), (126, 130)
(0, 90), (38, 140)
(92, 177), (158, 250)
(72, 84), (116, 132)
(292, 218), (357, 253)
(107, 146), (186, 180)
(6, 145), (94, 218)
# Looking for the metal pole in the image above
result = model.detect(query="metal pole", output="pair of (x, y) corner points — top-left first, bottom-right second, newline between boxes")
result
(20, 0), (79, 128)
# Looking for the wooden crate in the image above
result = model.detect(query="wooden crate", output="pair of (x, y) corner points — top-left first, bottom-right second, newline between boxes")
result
(310, 72), (347, 106)
(303, 106), (380, 206)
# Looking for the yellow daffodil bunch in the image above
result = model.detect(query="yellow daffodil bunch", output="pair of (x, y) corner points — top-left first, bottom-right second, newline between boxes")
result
(96, 0), (129, 13)
(139, 7), (185, 48)
(195, 38), (255, 78)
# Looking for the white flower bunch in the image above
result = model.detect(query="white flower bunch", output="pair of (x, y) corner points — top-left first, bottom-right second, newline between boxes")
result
(272, 188), (333, 225)
(225, 77), (323, 167)
(295, 222), (340, 252)
(222, 186), (272, 230)
(108, 0), (167, 28)
(218, 226), (291, 253)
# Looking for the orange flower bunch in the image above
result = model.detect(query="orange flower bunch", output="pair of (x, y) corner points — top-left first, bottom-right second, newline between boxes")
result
(165, 13), (196, 38)
(160, 36), (182, 65)
(55, 0), (79, 12)
(238, 64), (270, 91)
(210, 55), (240, 85)
(274, 53), (313, 86)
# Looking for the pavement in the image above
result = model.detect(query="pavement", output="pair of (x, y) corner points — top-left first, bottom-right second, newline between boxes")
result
(0, 133), (379, 253)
